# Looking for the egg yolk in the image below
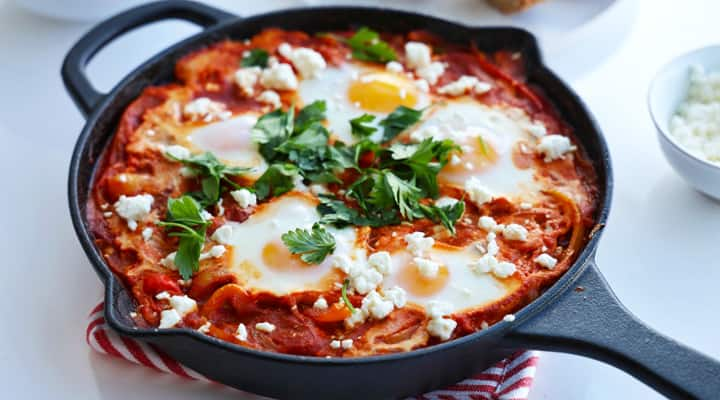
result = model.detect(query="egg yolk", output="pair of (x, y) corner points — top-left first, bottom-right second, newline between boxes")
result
(398, 260), (450, 297)
(348, 73), (418, 113)
(440, 135), (498, 183)
(262, 241), (309, 271)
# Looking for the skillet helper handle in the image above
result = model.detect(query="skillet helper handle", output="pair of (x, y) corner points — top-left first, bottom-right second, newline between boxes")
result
(61, 0), (235, 117)
(505, 262), (720, 399)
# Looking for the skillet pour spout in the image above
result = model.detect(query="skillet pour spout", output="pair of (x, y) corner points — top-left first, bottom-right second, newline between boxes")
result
(62, 1), (720, 399)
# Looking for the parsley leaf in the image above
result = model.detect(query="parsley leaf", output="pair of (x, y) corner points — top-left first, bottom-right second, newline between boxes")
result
(281, 223), (336, 264)
(241, 49), (269, 68)
(317, 194), (398, 228)
(420, 200), (465, 235)
(167, 151), (250, 206)
(252, 107), (295, 161)
(253, 163), (300, 200)
(156, 195), (210, 280)
(347, 27), (397, 63)
(380, 106), (423, 142)
(370, 171), (422, 220)
(294, 100), (327, 133)
(350, 114), (377, 138)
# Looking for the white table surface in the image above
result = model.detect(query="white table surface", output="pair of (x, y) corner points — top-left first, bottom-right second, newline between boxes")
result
(1, 0), (719, 398)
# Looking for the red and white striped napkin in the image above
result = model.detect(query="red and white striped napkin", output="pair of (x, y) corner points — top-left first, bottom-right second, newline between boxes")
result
(87, 303), (539, 399)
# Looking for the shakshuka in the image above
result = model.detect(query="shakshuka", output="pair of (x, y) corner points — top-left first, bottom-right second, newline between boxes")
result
(88, 27), (599, 356)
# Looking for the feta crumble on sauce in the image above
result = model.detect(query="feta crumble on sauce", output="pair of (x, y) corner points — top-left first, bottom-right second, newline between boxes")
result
(88, 27), (599, 357)
(670, 64), (720, 165)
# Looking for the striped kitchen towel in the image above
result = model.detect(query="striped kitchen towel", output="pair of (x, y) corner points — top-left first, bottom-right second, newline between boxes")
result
(87, 302), (539, 399)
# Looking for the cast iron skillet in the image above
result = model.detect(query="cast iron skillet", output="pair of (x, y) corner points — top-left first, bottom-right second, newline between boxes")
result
(63, 1), (720, 399)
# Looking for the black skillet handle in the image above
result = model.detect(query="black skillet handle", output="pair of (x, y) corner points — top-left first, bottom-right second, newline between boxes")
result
(61, 0), (235, 117)
(504, 261), (720, 399)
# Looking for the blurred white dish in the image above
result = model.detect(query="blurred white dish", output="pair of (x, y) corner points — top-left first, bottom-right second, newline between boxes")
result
(648, 45), (720, 200)
(13, 0), (148, 21)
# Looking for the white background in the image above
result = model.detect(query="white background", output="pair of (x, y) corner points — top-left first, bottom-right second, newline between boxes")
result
(1, 0), (719, 399)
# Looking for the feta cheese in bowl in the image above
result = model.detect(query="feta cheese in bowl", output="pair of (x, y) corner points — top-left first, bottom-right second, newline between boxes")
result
(649, 45), (720, 200)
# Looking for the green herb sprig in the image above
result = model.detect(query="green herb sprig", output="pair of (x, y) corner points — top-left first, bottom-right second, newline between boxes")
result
(156, 195), (210, 280)
(347, 27), (397, 63)
(281, 223), (337, 264)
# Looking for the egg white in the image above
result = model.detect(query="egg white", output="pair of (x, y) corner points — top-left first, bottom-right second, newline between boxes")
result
(382, 244), (520, 314)
(409, 100), (541, 200)
(187, 114), (267, 178)
(297, 63), (431, 144)
(219, 192), (359, 296)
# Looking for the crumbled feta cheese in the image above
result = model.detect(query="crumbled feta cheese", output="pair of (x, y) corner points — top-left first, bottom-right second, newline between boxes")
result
(159, 309), (182, 328)
(464, 177), (493, 207)
(537, 135), (576, 162)
(350, 267), (384, 295)
(478, 216), (498, 232)
(435, 196), (459, 208)
(474, 81), (493, 94)
(235, 323), (248, 341)
(493, 261), (517, 278)
(234, 66), (261, 96)
(503, 314), (516, 322)
(481, 321), (490, 329)
(341, 339), (353, 349)
(330, 340), (341, 349)
(414, 257), (441, 279)
(159, 252), (176, 270)
(216, 199), (225, 216)
(486, 232), (499, 256)
(344, 308), (368, 328)
(103, 212), (113, 218)
(502, 223), (528, 241)
(260, 63), (298, 90)
(313, 296), (328, 310)
(526, 122), (547, 138)
(361, 290), (395, 320)
(405, 42), (432, 69)
(162, 144), (191, 160)
(427, 317), (457, 341)
(211, 224), (233, 245)
(168, 295), (197, 316)
(468, 254), (496, 274)
(183, 97), (231, 122)
(520, 202), (532, 210)
(449, 154), (461, 165)
(534, 253), (558, 269)
(141, 227), (153, 242)
(255, 322), (276, 333)
(197, 321), (211, 334)
(404, 232), (435, 257)
(669, 64), (720, 164)
(155, 291), (171, 300)
(278, 43), (326, 79)
(199, 245), (226, 260)
(200, 210), (213, 222)
(416, 62), (446, 85)
(257, 90), (281, 108)
(415, 79), (430, 93)
(425, 300), (452, 319)
(230, 188), (257, 208)
(382, 286), (407, 308)
(114, 194), (153, 231)
(437, 75), (481, 96)
(367, 251), (392, 276)
(386, 61), (404, 73)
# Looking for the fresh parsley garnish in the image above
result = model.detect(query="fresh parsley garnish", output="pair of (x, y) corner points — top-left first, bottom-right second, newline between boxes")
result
(347, 27), (397, 63)
(350, 114), (377, 138)
(380, 106), (423, 142)
(420, 200), (465, 235)
(253, 163), (300, 200)
(166, 151), (250, 206)
(156, 195), (210, 280)
(241, 49), (269, 68)
(341, 278), (356, 313)
(281, 223), (336, 264)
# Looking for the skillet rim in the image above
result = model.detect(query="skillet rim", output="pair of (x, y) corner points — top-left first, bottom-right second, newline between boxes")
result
(67, 5), (613, 366)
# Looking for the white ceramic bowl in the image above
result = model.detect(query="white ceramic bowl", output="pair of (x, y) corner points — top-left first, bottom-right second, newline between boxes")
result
(648, 45), (720, 200)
